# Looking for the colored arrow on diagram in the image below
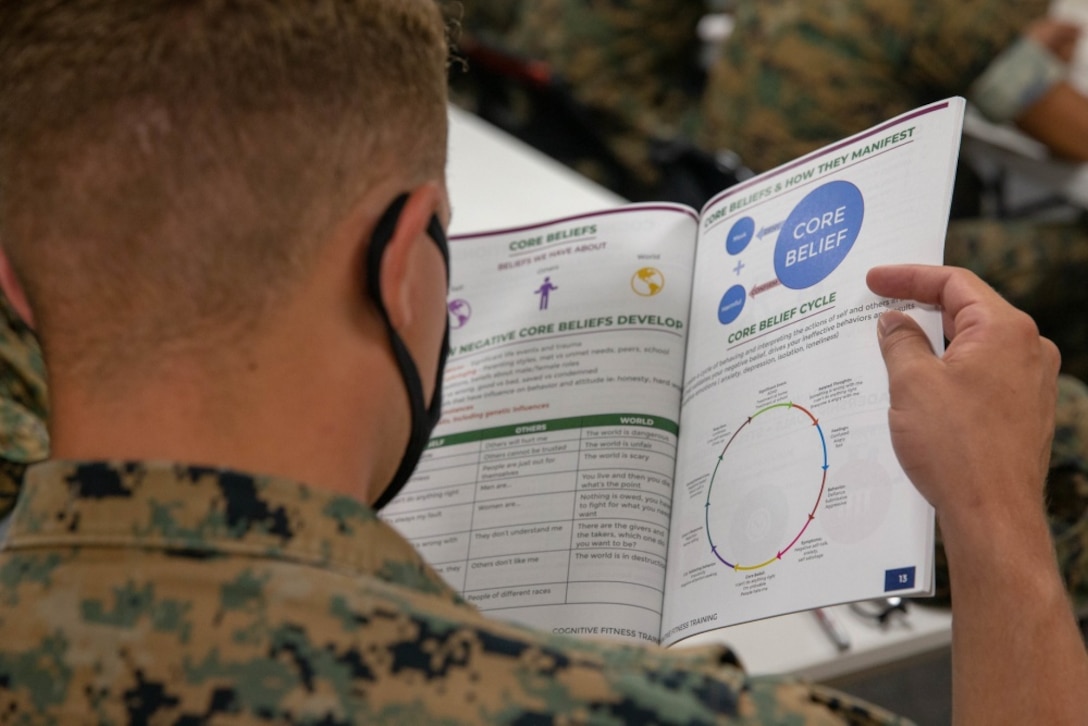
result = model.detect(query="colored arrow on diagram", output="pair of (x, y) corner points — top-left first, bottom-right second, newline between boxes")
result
(749, 278), (781, 298)
(705, 401), (831, 572)
(757, 221), (783, 239)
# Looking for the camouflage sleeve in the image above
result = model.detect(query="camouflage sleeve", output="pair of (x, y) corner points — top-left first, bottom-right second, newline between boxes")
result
(699, 0), (1047, 172)
(944, 217), (1088, 383)
(0, 460), (919, 723)
(0, 290), (48, 520)
(1046, 374), (1088, 612)
(0, 559), (914, 724)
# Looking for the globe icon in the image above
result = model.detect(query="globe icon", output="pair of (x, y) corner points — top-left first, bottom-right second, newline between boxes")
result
(448, 299), (472, 330)
(631, 267), (665, 297)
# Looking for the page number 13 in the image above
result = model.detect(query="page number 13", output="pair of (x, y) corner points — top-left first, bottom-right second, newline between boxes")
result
(884, 567), (916, 592)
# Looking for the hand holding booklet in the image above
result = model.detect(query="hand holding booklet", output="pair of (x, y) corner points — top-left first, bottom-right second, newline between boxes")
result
(383, 99), (964, 647)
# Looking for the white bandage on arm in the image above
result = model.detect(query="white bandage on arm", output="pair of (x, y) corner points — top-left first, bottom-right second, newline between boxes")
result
(968, 36), (1067, 123)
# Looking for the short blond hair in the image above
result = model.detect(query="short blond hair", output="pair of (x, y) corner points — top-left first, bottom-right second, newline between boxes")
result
(0, 0), (448, 378)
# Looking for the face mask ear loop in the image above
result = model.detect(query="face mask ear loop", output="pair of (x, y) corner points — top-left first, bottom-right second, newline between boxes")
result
(365, 193), (450, 511)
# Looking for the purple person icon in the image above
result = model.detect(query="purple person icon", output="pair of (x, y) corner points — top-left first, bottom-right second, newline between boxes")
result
(535, 276), (558, 311)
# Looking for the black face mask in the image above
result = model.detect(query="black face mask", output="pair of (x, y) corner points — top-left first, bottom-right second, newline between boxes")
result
(364, 193), (450, 511)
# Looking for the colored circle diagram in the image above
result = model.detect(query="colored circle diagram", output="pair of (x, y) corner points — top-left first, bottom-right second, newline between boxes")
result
(774, 180), (864, 290)
(717, 285), (746, 325)
(705, 402), (829, 571)
(726, 217), (755, 255)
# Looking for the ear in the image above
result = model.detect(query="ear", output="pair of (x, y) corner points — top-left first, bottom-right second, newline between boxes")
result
(374, 183), (445, 332)
(0, 247), (35, 328)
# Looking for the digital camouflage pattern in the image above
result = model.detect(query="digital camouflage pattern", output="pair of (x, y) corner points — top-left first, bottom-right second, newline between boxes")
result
(698, 0), (1050, 172)
(0, 460), (910, 724)
(0, 291), (48, 522)
(944, 217), (1088, 383)
(1049, 374), (1088, 613)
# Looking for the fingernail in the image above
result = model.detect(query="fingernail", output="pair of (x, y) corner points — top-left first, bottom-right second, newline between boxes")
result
(878, 310), (907, 340)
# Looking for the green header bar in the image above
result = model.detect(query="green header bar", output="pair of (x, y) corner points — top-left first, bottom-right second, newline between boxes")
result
(426, 413), (679, 450)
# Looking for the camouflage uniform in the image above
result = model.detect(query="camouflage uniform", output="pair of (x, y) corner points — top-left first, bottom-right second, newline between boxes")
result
(1050, 374), (1088, 613)
(942, 218), (1088, 385)
(0, 460), (909, 724)
(0, 292), (48, 523)
(699, 0), (1049, 172)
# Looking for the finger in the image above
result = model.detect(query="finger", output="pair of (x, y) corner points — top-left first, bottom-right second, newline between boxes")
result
(875, 309), (939, 385)
(1042, 337), (1062, 380)
(867, 265), (1010, 338)
(867, 264), (999, 310)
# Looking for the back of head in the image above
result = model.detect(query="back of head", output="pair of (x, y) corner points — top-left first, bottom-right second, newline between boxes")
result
(0, 0), (448, 384)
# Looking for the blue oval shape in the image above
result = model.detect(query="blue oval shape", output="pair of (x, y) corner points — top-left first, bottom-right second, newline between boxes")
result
(726, 217), (755, 255)
(774, 181), (864, 289)
(718, 285), (747, 325)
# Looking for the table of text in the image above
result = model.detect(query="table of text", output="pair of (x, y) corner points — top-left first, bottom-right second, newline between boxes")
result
(383, 414), (677, 616)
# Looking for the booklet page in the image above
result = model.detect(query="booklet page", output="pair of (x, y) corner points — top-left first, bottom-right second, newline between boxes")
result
(384, 206), (697, 645)
(661, 100), (963, 644)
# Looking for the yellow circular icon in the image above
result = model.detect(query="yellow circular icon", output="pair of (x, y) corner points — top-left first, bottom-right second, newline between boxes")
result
(631, 267), (665, 297)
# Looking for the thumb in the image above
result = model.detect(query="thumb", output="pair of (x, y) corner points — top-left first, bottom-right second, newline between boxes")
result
(877, 310), (937, 379)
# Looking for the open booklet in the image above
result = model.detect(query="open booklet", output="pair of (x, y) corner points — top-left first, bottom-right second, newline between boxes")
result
(383, 98), (964, 647)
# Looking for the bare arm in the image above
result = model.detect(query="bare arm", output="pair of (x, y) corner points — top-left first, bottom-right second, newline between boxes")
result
(1015, 81), (1088, 162)
(867, 265), (1088, 724)
(1015, 19), (1088, 162)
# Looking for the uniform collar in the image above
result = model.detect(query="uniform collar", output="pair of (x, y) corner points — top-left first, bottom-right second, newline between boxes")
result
(0, 294), (50, 521)
(3, 459), (460, 603)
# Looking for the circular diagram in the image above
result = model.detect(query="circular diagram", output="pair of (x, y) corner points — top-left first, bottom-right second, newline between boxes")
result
(774, 180), (864, 290)
(726, 217), (755, 255)
(705, 402), (828, 571)
(717, 285), (746, 325)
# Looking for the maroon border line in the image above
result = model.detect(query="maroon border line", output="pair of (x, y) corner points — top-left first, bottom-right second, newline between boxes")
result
(702, 101), (952, 213)
(449, 203), (698, 242)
